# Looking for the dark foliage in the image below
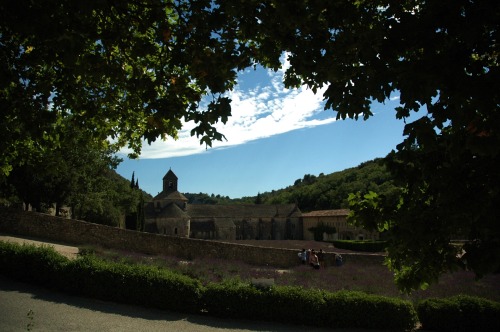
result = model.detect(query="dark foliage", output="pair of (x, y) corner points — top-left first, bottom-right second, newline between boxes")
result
(417, 295), (500, 332)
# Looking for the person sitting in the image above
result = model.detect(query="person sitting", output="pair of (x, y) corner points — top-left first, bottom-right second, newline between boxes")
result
(310, 249), (320, 270)
(317, 249), (325, 268)
(335, 254), (343, 266)
(298, 248), (307, 264)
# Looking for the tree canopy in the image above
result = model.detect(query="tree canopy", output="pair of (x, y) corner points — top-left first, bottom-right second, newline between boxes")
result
(1, 0), (499, 292)
(252, 159), (397, 211)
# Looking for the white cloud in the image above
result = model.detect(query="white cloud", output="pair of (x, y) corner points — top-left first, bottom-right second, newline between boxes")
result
(120, 54), (337, 159)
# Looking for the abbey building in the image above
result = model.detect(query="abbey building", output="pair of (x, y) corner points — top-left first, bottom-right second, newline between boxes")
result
(144, 169), (303, 240)
(144, 169), (378, 241)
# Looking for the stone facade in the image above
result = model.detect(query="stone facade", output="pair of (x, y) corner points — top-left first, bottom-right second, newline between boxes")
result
(301, 209), (379, 241)
(144, 169), (303, 240)
(144, 169), (379, 242)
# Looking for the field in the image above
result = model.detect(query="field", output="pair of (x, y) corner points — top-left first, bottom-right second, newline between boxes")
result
(93, 239), (500, 304)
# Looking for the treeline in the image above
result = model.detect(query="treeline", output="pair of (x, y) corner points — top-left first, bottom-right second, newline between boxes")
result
(184, 192), (233, 205)
(187, 158), (398, 212)
(259, 158), (398, 212)
(0, 130), (151, 227)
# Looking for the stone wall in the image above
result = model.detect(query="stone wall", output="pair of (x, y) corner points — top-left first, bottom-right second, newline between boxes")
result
(0, 207), (383, 268)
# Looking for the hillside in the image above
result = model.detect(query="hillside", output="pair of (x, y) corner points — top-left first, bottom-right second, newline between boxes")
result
(184, 158), (398, 212)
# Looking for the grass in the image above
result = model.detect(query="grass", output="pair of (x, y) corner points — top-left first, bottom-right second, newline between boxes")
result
(83, 244), (500, 304)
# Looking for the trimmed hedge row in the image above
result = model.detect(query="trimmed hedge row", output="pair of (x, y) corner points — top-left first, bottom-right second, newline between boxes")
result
(332, 240), (387, 252)
(204, 282), (417, 330)
(14, 240), (500, 331)
(63, 256), (202, 313)
(417, 295), (500, 332)
(0, 241), (202, 313)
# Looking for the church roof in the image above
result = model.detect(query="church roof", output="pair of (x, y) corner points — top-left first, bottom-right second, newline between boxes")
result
(214, 219), (236, 228)
(144, 201), (189, 218)
(186, 204), (301, 219)
(159, 202), (189, 218)
(163, 169), (177, 180)
(153, 190), (188, 201)
(301, 209), (350, 217)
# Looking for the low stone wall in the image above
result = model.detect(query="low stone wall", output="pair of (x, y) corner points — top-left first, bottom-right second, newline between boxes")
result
(0, 207), (383, 268)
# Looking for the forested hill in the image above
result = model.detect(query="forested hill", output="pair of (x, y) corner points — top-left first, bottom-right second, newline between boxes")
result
(185, 158), (399, 212)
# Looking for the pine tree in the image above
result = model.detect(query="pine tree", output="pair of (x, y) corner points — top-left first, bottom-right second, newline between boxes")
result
(255, 193), (263, 204)
(130, 172), (135, 189)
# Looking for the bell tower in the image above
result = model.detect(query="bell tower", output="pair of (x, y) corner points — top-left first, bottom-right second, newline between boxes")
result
(162, 168), (178, 194)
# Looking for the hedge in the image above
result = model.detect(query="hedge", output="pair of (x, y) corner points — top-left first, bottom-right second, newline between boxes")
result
(203, 281), (328, 325)
(14, 240), (500, 331)
(322, 290), (418, 330)
(0, 241), (68, 288)
(332, 240), (387, 252)
(63, 255), (202, 313)
(203, 282), (418, 330)
(417, 295), (500, 332)
(0, 241), (202, 313)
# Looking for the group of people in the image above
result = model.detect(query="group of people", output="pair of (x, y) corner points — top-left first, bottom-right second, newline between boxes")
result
(298, 248), (325, 269)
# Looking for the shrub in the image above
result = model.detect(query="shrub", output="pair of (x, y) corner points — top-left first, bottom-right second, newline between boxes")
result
(417, 295), (500, 332)
(64, 254), (203, 313)
(202, 279), (265, 319)
(202, 281), (417, 330)
(0, 241), (203, 313)
(5, 241), (496, 331)
(203, 280), (327, 324)
(0, 241), (68, 287)
(266, 286), (326, 325)
(332, 240), (387, 252)
(321, 290), (418, 330)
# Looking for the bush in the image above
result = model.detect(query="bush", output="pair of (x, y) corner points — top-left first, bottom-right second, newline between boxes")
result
(202, 281), (326, 325)
(321, 290), (418, 330)
(332, 240), (387, 252)
(417, 295), (500, 332)
(0, 241), (202, 313)
(202, 279), (265, 319)
(8, 241), (497, 331)
(266, 286), (326, 325)
(202, 281), (417, 330)
(0, 241), (68, 287)
(63, 254), (203, 313)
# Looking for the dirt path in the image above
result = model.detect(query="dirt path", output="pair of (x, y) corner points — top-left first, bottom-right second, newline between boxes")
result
(0, 234), (79, 259)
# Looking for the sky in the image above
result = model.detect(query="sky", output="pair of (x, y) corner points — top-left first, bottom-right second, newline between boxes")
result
(116, 54), (418, 199)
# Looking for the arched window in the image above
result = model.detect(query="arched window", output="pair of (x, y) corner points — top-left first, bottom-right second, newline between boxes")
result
(174, 227), (178, 235)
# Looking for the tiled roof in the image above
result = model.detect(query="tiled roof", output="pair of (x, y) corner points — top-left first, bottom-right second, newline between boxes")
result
(144, 202), (189, 218)
(163, 169), (177, 180)
(186, 204), (300, 219)
(166, 191), (188, 201)
(214, 219), (236, 228)
(161, 202), (189, 218)
(153, 190), (188, 201)
(301, 209), (350, 217)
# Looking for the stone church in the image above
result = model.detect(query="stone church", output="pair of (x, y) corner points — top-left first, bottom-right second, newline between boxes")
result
(144, 169), (303, 241)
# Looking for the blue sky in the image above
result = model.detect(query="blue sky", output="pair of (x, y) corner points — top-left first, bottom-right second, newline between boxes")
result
(116, 55), (416, 198)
